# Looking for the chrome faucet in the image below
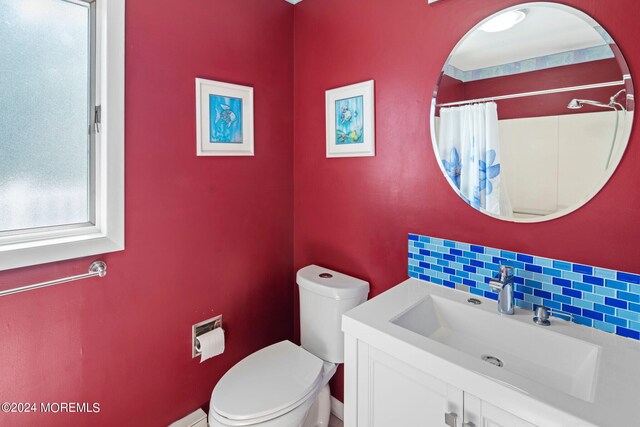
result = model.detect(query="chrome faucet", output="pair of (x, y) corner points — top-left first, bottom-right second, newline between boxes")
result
(489, 266), (515, 315)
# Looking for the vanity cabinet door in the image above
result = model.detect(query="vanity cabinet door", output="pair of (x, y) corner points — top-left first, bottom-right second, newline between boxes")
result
(463, 393), (537, 427)
(356, 342), (463, 427)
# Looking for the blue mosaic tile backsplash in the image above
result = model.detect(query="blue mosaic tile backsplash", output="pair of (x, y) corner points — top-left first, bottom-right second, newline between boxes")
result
(408, 234), (640, 341)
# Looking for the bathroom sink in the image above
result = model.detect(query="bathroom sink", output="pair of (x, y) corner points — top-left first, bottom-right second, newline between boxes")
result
(391, 294), (601, 402)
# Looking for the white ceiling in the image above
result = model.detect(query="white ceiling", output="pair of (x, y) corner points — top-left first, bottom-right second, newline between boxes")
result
(449, 6), (607, 71)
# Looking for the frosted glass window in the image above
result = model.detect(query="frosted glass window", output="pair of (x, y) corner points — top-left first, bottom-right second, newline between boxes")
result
(0, 0), (93, 233)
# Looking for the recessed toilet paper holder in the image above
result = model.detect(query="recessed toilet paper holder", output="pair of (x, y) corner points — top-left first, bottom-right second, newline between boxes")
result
(192, 315), (223, 358)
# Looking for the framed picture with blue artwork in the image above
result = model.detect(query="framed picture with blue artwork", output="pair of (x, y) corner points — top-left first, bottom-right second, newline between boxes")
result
(196, 78), (254, 156)
(325, 80), (375, 158)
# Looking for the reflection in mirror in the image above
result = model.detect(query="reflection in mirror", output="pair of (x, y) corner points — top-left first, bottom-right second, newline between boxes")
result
(431, 3), (634, 222)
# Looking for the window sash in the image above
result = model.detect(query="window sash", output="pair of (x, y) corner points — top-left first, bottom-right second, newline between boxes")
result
(0, 0), (124, 271)
(0, 0), (97, 239)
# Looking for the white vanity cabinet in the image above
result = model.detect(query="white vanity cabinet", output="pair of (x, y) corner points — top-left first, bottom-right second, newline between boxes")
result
(342, 279), (635, 427)
(354, 342), (463, 426)
(347, 338), (538, 427)
(463, 394), (536, 427)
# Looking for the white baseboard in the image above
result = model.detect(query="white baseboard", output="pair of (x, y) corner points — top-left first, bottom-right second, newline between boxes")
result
(167, 408), (207, 427)
(330, 396), (344, 421)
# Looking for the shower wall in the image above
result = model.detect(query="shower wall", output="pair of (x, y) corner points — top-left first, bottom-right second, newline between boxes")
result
(500, 111), (632, 217)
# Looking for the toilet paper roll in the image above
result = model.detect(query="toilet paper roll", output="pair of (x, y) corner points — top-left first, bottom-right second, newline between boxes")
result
(196, 328), (225, 363)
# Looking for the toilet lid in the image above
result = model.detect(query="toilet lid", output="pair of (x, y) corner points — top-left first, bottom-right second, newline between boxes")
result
(211, 340), (324, 421)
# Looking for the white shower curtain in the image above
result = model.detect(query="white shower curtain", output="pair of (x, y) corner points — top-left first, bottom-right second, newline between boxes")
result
(438, 102), (512, 216)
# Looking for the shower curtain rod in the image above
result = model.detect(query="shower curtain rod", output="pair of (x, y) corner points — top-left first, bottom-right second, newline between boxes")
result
(435, 79), (626, 108)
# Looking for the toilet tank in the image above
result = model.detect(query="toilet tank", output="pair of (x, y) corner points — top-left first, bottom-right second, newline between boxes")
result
(297, 265), (369, 363)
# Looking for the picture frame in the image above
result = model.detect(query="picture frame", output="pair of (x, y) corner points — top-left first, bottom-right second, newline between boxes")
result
(325, 80), (375, 158)
(196, 78), (254, 156)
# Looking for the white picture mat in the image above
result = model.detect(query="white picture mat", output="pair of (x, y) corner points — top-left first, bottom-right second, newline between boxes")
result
(326, 80), (375, 158)
(196, 78), (254, 156)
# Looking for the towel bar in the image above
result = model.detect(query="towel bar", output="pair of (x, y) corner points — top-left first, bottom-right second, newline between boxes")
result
(0, 261), (107, 297)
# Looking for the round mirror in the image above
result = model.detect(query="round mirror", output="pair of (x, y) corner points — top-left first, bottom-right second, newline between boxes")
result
(431, 2), (635, 222)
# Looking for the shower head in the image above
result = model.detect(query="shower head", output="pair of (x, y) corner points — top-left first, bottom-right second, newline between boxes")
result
(567, 99), (582, 109)
(567, 89), (627, 111)
(567, 98), (616, 110)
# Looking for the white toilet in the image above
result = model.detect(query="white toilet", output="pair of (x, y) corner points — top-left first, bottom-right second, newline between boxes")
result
(208, 265), (369, 427)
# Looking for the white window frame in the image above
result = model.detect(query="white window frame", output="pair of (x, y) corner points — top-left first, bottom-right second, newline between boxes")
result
(0, 0), (125, 271)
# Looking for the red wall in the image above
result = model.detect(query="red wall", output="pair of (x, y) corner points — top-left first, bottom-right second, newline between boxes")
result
(293, 0), (639, 401)
(1, 0), (639, 420)
(0, 1), (293, 426)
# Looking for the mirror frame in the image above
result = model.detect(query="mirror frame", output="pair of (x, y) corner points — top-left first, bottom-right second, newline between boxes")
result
(430, 2), (634, 223)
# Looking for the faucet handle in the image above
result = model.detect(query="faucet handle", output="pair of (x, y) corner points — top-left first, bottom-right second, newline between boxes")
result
(499, 265), (514, 280)
(488, 279), (503, 292)
(489, 265), (514, 291)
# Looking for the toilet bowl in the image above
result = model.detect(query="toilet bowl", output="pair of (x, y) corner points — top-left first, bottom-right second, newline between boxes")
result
(208, 265), (369, 427)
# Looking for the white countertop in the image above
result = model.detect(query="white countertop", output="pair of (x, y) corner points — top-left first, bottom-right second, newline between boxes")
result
(342, 279), (640, 427)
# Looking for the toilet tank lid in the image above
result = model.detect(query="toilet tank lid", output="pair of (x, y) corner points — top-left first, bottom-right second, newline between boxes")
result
(297, 265), (369, 300)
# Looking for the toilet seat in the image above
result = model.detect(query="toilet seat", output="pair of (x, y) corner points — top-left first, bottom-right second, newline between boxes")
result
(210, 341), (324, 425)
(209, 380), (320, 427)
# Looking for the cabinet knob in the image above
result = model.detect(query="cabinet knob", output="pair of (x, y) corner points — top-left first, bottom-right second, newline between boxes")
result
(444, 412), (458, 427)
